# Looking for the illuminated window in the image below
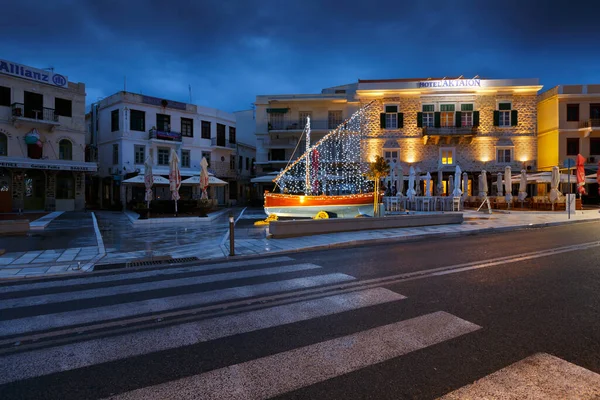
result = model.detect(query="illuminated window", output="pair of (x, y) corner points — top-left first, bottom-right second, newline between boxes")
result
(440, 147), (454, 165)
(496, 147), (513, 163)
(440, 104), (455, 127)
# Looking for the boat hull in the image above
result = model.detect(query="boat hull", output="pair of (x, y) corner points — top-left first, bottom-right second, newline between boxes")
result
(264, 193), (375, 218)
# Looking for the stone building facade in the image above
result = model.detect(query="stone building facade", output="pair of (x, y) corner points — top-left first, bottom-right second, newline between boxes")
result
(0, 59), (96, 212)
(254, 77), (541, 197)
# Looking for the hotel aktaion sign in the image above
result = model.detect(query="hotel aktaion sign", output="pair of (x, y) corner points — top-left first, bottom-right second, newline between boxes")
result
(418, 79), (481, 88)
(0, 59), (69, 88)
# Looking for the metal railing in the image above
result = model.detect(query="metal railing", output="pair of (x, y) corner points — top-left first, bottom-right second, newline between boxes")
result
(268, 119), (333, 131)
(422, 125), (478, 135)
(11, 103), (58, 122)
(580, 119), (600, 129)
(211, 137), (237, 149)
(149, 128), (182, 142)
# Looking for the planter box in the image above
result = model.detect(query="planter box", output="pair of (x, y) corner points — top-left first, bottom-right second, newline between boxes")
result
(268, 213), (463, 238)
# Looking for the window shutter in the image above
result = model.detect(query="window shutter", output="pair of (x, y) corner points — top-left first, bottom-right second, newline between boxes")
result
(434, 112), (441, 128)
(397, 113), (403, 128)
(493, 111), (500, 126)
(511, 110), (518, 126)
(455, 111), (462, 128)
(417, 112), (423, 128)
(473, 111), (480, 127)
(380, 113), (386, 129)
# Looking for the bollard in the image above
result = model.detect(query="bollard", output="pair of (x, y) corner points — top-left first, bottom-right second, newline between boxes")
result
(229, 214), (235, 256)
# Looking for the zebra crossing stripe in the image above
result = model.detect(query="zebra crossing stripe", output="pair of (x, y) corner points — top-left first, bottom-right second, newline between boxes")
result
(438, 353), (600, 399)
(0, 274), (356, 337)
(106, 311), (481, 400)
(0, 256), (297, 295)
(0, 263), (323, 309)
(0, 288), (404, 384)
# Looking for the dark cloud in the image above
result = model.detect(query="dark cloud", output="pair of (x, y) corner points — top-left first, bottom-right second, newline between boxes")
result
(1, 0), (599, 111)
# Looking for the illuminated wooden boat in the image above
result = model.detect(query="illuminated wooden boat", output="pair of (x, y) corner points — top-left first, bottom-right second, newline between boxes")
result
(264, 192), (375, 218)
(263, 102), (378, 218)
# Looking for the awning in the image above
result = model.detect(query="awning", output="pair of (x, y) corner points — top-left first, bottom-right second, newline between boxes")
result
(266, 108), (289, 114)
(122, 175), (170, 184)
(0, 157), (98, 172)
(180, 175), (228, 186)
(251, 172), (279, 183)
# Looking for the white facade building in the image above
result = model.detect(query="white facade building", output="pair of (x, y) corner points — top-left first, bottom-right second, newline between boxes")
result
(89, 91), (237, 208)
(0, 58), (96, 212)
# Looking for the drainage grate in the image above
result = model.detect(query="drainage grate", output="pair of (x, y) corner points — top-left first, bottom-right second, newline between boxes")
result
(126, 256), (199, 268)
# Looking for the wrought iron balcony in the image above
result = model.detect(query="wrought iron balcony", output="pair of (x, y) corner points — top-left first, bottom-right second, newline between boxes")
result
(149, 128), (182, 142)
(580, 119), (600, 129)
(422, 125), (478, 136)
(11, 103), (59, 128)
(211, 137), (237, 149)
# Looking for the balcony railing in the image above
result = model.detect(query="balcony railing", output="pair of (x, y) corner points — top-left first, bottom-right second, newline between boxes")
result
(149, 128), (182, 142)
(580, 119), (600, 129)
(268, 119), (334, 131)
(11, 103), (58, 123)
(422, 125), (478, 136)
(264, 138), (297, 148)
(207, 161), (236, 178)
(211, 137), (237, 149)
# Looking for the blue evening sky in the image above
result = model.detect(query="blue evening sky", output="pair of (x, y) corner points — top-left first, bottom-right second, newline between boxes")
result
(1, 0), (599, 112)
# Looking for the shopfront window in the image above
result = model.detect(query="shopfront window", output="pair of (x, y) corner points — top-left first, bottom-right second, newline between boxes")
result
(0, 133), (7, 156)
(56, 172), (75, 199)
(59, 139), (72, 160)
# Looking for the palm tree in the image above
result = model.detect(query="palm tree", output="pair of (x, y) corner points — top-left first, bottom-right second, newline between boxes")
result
(367, 156), (390, 216)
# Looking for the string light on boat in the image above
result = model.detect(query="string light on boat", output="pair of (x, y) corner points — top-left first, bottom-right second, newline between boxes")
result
(274, 102), (376, 195)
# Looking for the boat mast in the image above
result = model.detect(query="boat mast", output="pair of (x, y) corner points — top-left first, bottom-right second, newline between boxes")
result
(305, 116), (311, 195)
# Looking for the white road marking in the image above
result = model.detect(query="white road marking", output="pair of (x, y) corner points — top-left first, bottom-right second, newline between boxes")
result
(0, 274), (356, 337)
(0, 256), (296, 294)
(106, 311), (481, 400)
(0, 263), (322, 309)
(0, 288), (404, 384)
(438, 353), (600, 399)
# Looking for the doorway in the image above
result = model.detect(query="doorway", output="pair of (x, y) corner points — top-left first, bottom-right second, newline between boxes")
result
(0, 169), (11, 212)
(24, 91), (44, 120)
(23, 170), (45, 210)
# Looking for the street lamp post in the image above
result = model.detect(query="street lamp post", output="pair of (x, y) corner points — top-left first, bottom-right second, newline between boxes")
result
(229, 214), (235, 256)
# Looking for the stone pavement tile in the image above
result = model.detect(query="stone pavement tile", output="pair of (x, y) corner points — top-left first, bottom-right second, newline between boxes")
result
(0, 269), (21, 276)
(31, 257), (59, 263)
(16, 267), (49, 275)
(42, 249), (63, 255)
(47, 265), (71, 273)
(56, 255), (76, 262)
(75, 255), (95, 261)
(0, 258), (16, 265)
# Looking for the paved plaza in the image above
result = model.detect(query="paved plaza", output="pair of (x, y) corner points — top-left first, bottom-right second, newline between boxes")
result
(0, 207), (599, 279)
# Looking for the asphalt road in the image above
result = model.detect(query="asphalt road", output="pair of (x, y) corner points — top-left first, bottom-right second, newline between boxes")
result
(1, 221), (600, 399)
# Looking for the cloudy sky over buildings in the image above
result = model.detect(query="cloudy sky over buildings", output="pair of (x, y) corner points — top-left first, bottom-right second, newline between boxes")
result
(3, 0), (599, 112)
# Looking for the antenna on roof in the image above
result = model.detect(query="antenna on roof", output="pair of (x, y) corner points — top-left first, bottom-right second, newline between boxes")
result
(442, 76), (447, 80)
(42, 67), (54, 72)
(473, 75), (480, 79)
(457, 75), (464, 79)
(189, 84), (192, 103)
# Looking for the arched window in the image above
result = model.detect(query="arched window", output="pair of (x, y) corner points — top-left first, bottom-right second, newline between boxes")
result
(59, 139), (72, 160)
(0, 133), (7, 156)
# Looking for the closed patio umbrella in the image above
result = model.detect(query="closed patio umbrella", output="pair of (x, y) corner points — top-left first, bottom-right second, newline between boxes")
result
(449, 175), (454, 196)
(143, 154), (154, 208)
(397, 165), (404, 196)
(425, 172), (431, 196)
(478, 169), (488, 197)
(549, 166), (562, 209)
(452, 165), (462, 197)
(169, 148), (181, 214)
(462, 172), (468, 198)
(496, 172), (503, 196)
(200, 157), (210, 200)
(504, 166), (513, 206)
(518, 169), (528, 203)
(576, 154), (587, 195)
(436, 169), (443, 196)
(416, 173), (422, 196)
(406, 166), (416, 199)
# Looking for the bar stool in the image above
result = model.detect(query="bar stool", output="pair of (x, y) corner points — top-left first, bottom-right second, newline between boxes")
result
(422, 197), (431, 212)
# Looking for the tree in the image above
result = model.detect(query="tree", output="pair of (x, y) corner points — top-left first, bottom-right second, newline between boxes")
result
(367, 156), (390, 216)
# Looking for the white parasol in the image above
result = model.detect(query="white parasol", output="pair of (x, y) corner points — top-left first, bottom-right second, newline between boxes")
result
(397, 164), (404, 196)
(452, 165), (462, 197)
(549, 165), (562, 205)
(518, 169), (528, 202)
(504, 166), (513, 204)
(169, 148), (181, 214)
(200, 157), (210, 200)
(437, 170), (443, 196)
(425, 172), (431, 196)
(406, 166), (416, 199)
(143, 154), (154, 208)
(449, 175), (454, 196)
(462, 172), (468, 198)
(496, 172), (503, 196)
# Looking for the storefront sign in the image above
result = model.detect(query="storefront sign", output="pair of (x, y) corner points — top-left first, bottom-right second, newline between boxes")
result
(0, 59), (69, 88)
(0, 160), (97, 172)
(418, 79), (481, 88)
